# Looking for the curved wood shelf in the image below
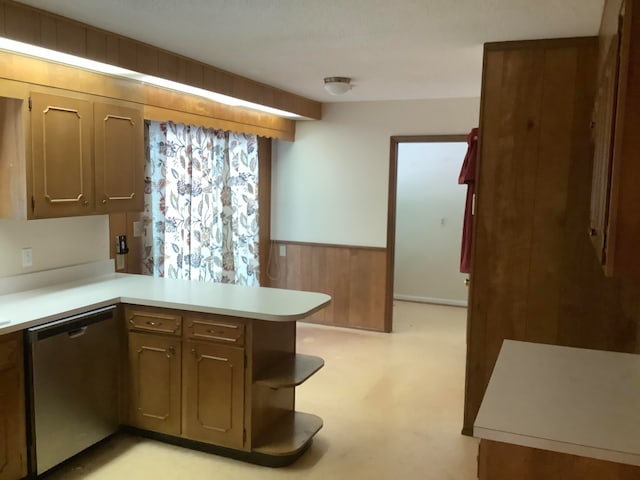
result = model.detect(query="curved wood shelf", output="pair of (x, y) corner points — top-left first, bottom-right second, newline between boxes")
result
(252, 411), (323, 457)
(254, 354), (324, 388)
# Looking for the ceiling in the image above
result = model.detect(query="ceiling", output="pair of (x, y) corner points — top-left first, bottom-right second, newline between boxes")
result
(16, 0), (605, 103)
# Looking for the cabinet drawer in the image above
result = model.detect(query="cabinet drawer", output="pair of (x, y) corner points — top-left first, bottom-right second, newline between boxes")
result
(125, 307), (182, 336)
(185, 317), (244, 346)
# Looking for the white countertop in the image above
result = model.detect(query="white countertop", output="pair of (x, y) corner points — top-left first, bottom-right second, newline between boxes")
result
(0, 262), (331, 335)
(474, 340), (640, 467)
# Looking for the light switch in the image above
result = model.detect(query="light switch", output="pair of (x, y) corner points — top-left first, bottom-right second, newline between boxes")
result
(279, 245), (286, 257)
(22, 247), (33, 268)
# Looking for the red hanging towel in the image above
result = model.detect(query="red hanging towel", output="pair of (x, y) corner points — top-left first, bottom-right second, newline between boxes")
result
(458, 128), (479, 274)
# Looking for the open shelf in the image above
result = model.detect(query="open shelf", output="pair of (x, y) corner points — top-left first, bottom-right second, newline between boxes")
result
(254, 353), (324, 388)
(252, 411), (323, 456)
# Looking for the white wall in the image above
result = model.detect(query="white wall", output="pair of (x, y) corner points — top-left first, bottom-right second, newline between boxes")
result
(0, 216), (109, 277)
(272, 97), (480, 246)
(394, 142), (468, 305)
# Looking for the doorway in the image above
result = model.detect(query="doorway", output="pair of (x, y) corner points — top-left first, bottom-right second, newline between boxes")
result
(385, 135), (467, 330)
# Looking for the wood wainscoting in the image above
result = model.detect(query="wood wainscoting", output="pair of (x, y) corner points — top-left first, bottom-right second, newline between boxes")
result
(266, 242), (389, 332)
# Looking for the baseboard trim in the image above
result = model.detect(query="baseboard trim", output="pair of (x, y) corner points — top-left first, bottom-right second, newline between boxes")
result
(393, 294), (468, 308)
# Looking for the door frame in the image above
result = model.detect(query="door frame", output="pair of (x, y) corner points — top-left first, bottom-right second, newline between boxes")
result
(385, 134), (468, 332)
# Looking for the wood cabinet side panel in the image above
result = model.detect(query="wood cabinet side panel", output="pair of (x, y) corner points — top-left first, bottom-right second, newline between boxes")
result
(609, 0), (640, 277)
(463, 38), (626, 434)
(478, 440), (640, 480)
(250, 321), (295, 445)
(0, 332), (27, 480)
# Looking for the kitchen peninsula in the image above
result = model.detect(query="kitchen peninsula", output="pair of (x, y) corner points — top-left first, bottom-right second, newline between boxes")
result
(0, 260), (331, 479)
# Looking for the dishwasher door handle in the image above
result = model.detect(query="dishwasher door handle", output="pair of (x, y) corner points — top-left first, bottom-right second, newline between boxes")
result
(68, 327), (88, 339)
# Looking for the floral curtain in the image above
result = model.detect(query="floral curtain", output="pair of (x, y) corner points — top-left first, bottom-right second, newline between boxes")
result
(141, 121), (260, 286)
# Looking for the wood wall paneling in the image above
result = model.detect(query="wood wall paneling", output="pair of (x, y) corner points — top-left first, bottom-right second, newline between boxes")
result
(39, 15), (56, 47)
(136, 44), (158, 77)
(85, 29), (107, 63)
(464, 37), (639, 434)
(269, 242), (387, 331)
(0, 3), (5, 36)
(55, 19), (86, 57)
(3, 2), (38, 44)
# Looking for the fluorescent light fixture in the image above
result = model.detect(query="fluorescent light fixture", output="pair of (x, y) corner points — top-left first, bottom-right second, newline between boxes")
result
(0, 37), (303, 119)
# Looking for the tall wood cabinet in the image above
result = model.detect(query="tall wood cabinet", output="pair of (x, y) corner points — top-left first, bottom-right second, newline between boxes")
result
(0, 332), (27, 480)
(463, 37), (637, 434)
(589, 0), (640, 277)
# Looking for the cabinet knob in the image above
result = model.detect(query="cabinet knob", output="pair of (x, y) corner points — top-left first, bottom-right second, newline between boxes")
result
(83, 200), (89, 206)
(589, 227), (597, 237)
(102, 199), (107, 204)
(166, 346), (175, 358)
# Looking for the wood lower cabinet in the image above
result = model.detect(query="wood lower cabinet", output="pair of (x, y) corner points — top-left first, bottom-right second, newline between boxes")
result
(182, 340), (245, 449)
(127, 332), (182, 436)
(0, 332), (27, 480)
(123, 305), (324, 466)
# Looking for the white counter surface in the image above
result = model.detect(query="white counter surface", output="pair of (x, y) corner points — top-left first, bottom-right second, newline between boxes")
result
(474, 340), (640, 467)
(0, 261), (331, 335)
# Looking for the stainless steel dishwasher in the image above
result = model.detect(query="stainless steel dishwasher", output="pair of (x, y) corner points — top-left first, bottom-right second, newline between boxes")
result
(27, 305), (120, 476)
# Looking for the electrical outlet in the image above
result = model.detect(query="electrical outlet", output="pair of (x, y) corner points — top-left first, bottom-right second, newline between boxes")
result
(133, 221), (143, 238)
(22, 247), (33, 268)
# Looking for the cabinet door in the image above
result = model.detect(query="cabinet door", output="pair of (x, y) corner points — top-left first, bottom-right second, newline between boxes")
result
(183, 341), (245, 449)
(30, 92), (93, 218)
(94, 103), (144, 213)
(589, 37), (620, 265)
(128, 332), (181, 435)
(0, 334), (27, 480)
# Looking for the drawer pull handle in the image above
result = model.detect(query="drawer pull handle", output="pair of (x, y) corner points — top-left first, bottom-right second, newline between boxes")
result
(146, 321), (160, 327)
(166, 346), (175, 358)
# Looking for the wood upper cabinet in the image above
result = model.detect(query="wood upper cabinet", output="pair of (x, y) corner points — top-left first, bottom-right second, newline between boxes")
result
(182, 340), (245, 449)
(589, 0), (640, 277)
(30, 92), (94, 218)
(0, 333), (27, 480)
(94, 102), (144, 213)
(127, 332), (182, 436)
(0, 86), (144, 219)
